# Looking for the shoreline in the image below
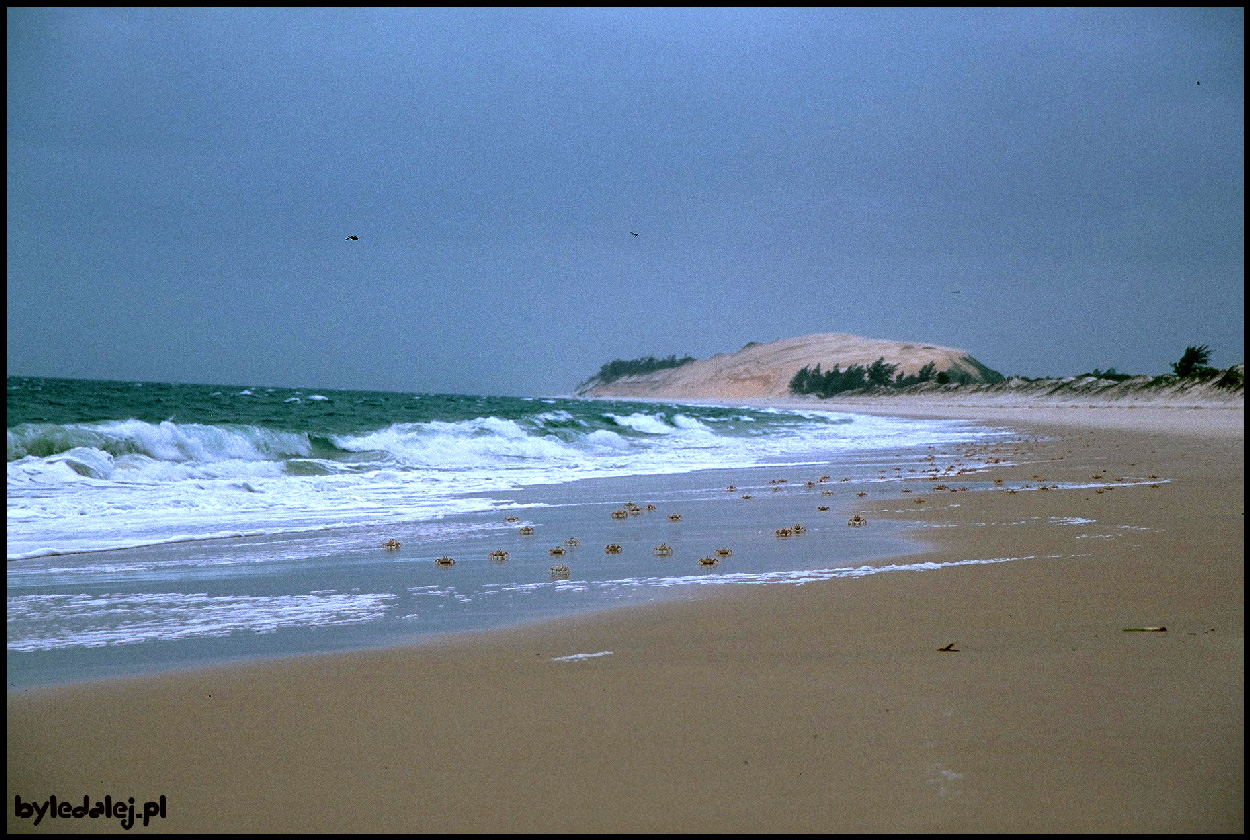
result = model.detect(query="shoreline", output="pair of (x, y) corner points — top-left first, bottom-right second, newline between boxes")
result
(7, 449), (958, 692)
(8, 400), (1243, 831)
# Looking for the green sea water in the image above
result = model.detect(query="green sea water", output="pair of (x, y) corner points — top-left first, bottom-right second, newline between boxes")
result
(8, 375), (1019, 688)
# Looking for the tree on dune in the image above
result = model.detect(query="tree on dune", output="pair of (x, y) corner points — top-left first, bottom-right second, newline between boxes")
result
(866, 357), (898, 387)
(1171, 345), (1219, 380)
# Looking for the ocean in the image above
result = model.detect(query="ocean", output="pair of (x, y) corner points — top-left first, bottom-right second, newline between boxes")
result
(7, 376), (1018, 687)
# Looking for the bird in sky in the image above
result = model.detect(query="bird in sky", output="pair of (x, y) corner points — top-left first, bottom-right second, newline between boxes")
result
(346, 235), (359, 241)
(630, 232), (639, 237)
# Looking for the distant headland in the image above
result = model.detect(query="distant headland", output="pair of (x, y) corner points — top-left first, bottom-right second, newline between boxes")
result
(574, 332), (1243, 407)
(575, 333), (1004, 399)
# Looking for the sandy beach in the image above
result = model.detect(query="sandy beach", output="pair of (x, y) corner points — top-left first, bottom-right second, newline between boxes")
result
(7, 400), (1243, 833)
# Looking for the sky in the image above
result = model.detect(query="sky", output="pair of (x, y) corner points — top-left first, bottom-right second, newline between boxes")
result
(7, 7), (1244, 396)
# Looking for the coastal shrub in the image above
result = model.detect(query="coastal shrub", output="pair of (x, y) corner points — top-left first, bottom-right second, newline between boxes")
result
(1080, 367), (1135, 382)
(866, 357), (898, 387)
(1215, 366), (1244, 390)
(591, 354), (696, 385)
(891, 362), (936, 388)
(788, 363), (866, 396)
(964, 357), (1007, 385)
(1171, 345), (1220, 380)
(788, 358), (987, 397)
(832, 364), (867, 392)
(934, 368), (982, 386)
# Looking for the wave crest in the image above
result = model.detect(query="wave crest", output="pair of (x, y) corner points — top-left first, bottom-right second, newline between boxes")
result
(8, 420), (312, 463)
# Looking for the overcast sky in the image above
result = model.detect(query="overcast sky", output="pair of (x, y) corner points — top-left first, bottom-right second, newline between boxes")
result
(7, 7), (1244, 396)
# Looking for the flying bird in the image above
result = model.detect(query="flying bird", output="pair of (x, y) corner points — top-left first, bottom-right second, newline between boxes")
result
(346, 235), (359, 241)
(630, 231), (639, 237)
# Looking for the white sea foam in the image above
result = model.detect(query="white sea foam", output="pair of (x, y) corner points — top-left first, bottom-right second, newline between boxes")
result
(5, 473), (502, 560)
(606, 412), (677, 434)
(8, 406), (1007, 558)
(7, 591), (396, 651)
(533, 409), (576, 425)
(477, 554), (1059, 595)
(7, 419), (312, 464)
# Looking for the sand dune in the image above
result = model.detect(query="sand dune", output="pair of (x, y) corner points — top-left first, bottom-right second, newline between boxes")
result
(576, 333), (1001, 399)
(576, 334), (1244, 416)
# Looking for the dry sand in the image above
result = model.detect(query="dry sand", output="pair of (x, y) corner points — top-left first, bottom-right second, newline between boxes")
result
(7, 401), (1243, 833)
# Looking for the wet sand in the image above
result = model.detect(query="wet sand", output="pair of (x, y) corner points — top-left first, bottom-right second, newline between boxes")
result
(7, 403), (1243, 832)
